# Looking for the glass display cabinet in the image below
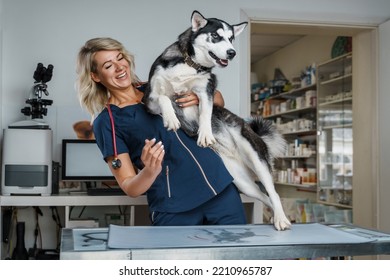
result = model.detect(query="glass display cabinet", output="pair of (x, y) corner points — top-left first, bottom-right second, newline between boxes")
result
(316, 52), (353, 208)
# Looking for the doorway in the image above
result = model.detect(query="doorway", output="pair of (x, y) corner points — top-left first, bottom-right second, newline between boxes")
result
(248, 21), (377, 229)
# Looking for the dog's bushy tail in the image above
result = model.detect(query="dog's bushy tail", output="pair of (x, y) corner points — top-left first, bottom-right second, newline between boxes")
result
(248, 116), (286, 159)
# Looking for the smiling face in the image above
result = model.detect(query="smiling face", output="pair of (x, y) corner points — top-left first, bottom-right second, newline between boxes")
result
(91, 50), (132, 92)
(190, 11), (247, 68)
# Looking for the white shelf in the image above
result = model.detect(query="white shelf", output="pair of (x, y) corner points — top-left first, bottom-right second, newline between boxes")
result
(264, 106), (316, 118)
(275, 182), (317, 189)
(320, 73), (352, 86)
(268, 83), (316, 100)
(0, 194), (148, 207)
(321, 123), (353, 130)
(317, 200), (353, 209)
(317, 52), (352, 67)
(319, 96), (352, 106)
(279, 155), (315, 159)
(0, 193), (259, 207)
(281, 129), (317, 136)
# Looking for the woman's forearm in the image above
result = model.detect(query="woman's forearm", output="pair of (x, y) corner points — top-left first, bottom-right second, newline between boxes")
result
(119, 168), (159, 197)
(213, 90), (225, 107)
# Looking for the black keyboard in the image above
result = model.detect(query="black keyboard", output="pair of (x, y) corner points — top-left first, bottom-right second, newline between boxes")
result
(87, 187), (126, 196)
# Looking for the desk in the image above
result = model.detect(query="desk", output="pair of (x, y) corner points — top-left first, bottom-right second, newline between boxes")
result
(0, 194), (261, 259)
(60, 223), (390, 260)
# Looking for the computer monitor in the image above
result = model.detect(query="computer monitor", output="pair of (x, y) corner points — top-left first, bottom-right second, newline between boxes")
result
(61, 139), (115, 181)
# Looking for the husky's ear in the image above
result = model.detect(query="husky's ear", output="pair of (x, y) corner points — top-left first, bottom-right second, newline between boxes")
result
(191, 10), (208, 32)
(233, 22), (248, 37)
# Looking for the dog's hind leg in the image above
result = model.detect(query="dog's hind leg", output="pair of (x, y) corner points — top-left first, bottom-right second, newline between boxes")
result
(253, 161), (291, 230)
(231, 134), (291, 230)
(221, 156), (273, 208)
(221, 154), (290, 230)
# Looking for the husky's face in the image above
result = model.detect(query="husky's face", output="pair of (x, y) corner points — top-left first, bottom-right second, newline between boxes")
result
(191, 11), (247, 68)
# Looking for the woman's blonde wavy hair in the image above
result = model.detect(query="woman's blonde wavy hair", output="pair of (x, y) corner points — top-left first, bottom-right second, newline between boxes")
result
(76, 37), (141, 118)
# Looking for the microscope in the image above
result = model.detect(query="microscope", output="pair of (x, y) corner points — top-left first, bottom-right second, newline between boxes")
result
(11, 63), (54, 128)
(1, 63), (54, 195)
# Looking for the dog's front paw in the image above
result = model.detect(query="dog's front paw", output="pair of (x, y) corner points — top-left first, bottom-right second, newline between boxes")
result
(197, 130), (216, 147)
(272, 213), (292, 231)
(163, 113), (181, 131)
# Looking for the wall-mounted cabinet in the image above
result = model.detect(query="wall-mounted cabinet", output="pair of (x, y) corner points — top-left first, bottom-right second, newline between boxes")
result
(316, 52), (353, 209)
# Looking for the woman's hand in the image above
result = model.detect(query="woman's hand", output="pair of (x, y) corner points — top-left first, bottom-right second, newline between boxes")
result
(140, 138), (165, 176)
(175, 92), (199, 107)
(175, 90), (225, 108)
(111, 139), (165, 197)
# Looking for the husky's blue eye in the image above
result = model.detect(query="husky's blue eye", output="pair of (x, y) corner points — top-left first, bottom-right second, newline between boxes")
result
(211, 33), (220, 40)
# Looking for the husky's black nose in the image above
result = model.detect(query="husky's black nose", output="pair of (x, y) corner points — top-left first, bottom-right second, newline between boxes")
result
(227, 49), (236, 60)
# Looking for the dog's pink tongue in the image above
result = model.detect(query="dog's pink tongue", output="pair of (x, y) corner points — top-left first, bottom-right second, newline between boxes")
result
(220, 59), (228, 66)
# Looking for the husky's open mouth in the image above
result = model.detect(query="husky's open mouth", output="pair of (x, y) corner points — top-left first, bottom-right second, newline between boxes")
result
(209, 51), (228, 67)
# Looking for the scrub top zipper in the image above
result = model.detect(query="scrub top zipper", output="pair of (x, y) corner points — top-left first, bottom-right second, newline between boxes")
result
(166, 165), (171, 198)
(173, 131), (217, 195)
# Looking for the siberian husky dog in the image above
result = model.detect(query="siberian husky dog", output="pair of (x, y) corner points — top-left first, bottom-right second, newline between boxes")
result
(145, 11), (291, 230)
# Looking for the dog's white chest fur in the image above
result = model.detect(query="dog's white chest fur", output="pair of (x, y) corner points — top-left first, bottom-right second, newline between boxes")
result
(153, 64), (210, 96)
(148, 63), (214, 146)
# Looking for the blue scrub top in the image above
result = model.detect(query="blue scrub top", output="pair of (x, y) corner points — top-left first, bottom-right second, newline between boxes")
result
(93, 99), (233, 213)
